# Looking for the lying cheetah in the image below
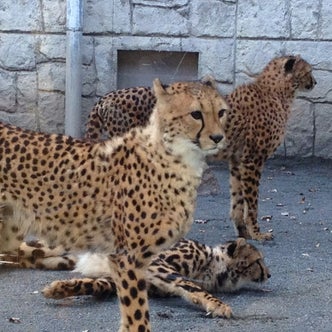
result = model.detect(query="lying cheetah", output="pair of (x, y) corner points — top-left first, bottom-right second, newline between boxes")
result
(0, 77), (228, 332)
(85, 55), (316, 241)
(42, 237), (270, 318)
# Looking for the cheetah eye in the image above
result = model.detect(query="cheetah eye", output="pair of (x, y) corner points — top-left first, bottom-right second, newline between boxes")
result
(191, 110), (203, 120)
(218, 109), (226, 118)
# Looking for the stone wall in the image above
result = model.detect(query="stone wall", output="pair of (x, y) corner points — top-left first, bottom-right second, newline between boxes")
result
(0, 0), (331, 158)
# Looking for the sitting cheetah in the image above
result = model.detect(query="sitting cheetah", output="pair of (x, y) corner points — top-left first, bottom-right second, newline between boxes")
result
(42, 237), (270, 318)
(85, 55), (316, 241)
(0, 77), (228, 332)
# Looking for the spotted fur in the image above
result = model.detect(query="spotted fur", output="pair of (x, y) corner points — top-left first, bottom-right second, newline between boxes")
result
(42, 238), (270, 318)
(0, 77), (228, 332)
(85, 55), (316, 241)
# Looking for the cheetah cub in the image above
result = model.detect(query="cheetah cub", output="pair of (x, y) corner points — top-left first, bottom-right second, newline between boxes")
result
(0, 77), (228, 332)
(43, 238), (270, 318)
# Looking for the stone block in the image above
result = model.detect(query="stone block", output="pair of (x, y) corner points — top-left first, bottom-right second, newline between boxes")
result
(42, 0), (66, 33)
(0, 0), (42, 31)
(81, 96), (97, 136)
(16, 72), (38, 111)
(285, 41), (332, 70)
(191, 1), (236, 37)
(305, 70), (332, 103)
(235, 40), (286, 83)
(290, 1), (320, 39)
(110, 0), (131, 34)
(237, 0), (289, 38)
(84, 0), (130, 34)
(37, 35), (66, 62)
(321, 0), (332, 39)
(132, 4), (190, 35)
(0, 111), (38, 131)
(38, 91), (65, 133)
(37, 62), (66, 92)
(0, 70), (16, 112)
(315, 104), (332, 159)
(284, 99), (314, 157)
(0, 34), (36, 70)
(84, 0), (112, 33)
(82, 64), (97, 97)
(82, 36), (95, 65)
(181, 38), (234, 83)
(94, 37), (116, 95)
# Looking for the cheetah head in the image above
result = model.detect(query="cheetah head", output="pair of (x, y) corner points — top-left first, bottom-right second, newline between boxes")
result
(218, 238), (271, 290)
(152, 76), (228, 159)
(284, 55), (317, 91)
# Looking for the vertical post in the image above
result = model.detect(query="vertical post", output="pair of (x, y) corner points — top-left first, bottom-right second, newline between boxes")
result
(65, 0), (83, 137)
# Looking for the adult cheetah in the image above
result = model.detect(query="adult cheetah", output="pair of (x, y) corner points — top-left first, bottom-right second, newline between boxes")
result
(0, 77), (228, 332)
(85, 55), (316, 241)
(214, 55), (316, 240)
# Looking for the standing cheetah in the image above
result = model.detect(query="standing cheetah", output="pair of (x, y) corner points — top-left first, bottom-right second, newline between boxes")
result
(214, 55), (316, 240)
(0, 77), (228, 332)
(84, 55), (316, 241)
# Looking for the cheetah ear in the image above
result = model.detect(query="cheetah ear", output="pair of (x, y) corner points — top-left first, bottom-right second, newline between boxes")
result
(200, 75), (217, 88)
(284, 57), (297, 73)
(226, 242), (237, 257)
(227, 238), (247, 257)
(153, 78), (168, 98)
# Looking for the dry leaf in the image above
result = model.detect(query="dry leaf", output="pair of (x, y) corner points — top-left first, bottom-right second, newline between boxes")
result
(195, 219), (208, 224)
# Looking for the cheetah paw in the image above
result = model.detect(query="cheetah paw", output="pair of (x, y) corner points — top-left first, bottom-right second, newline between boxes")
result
(250, 231), (274, 241)
(42, 281), (67, 299)
(206, 303), (233, 318)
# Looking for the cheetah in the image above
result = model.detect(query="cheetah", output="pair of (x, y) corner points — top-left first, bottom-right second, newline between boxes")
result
(42, 237), (270, 318)
(86, 86), (156, 141)
(0, 77), (228, 332)
(214, 55), (316, 240)
(84, 55), (316, 241)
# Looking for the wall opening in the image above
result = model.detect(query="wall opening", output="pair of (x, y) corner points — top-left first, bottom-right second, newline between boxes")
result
(117, 50), (199, 89)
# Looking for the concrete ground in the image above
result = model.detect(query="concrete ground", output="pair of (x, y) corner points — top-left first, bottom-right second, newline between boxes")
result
(1, 157), (331, 332)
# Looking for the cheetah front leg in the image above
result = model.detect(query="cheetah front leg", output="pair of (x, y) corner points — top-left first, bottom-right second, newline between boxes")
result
(239, 160), (273, 241)
(147, 269), (232, 318)
(110, 254), (151, 332)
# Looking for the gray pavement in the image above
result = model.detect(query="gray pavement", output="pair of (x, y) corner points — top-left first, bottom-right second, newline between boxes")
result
(1, 157), (331, 332)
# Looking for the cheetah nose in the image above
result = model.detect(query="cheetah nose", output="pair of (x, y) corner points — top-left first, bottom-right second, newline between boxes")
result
(209, 134), (223, 144)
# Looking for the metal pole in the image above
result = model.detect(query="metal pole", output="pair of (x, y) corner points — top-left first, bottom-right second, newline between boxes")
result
(65, 0), (83, 137)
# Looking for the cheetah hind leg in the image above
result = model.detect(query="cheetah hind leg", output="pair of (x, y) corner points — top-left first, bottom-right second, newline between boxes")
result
(229, 160), (251, 238)
(43, 277), (116, 299)
(16, 240), (77, 270)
